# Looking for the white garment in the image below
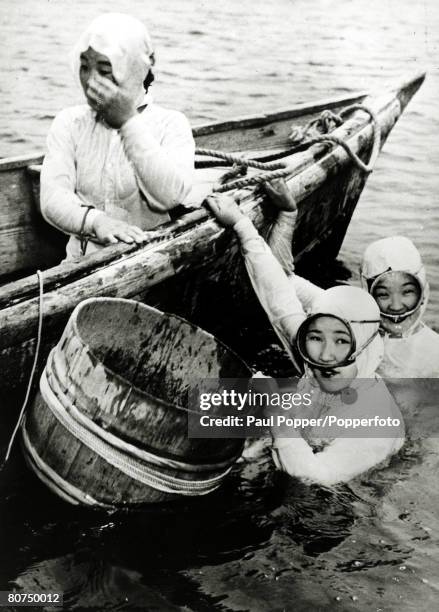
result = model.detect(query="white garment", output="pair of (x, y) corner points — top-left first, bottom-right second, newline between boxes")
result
(41, 103), (195, 259)
(41, 13), (195, 259)
(233, 216), (404, 485)
(279, 238), (439, 378)
(361, 236), (439, 377)
(380, 326), (439, 378)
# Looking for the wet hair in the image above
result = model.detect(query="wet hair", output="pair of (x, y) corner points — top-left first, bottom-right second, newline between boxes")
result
(143, 70), (155, 92)
(143, 52), (156, 92)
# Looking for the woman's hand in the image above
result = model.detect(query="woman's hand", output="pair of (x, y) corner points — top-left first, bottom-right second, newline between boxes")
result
(86, 74), (137, 129)
(205, 194), (244, 227)
(92, 213), (146, 244)
(263, 178), (297, 212)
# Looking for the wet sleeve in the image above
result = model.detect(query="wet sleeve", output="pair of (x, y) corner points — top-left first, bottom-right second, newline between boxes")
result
(234, 216), (306, 362)
(272, 436), (403, 486)
(40, 110), (101, 236)
(119, 110), (195, 212)
(266, 211), (297, 276)
(265, 210), (325, 310)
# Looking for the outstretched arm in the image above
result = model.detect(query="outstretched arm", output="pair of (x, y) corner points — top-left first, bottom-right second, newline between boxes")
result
(206, 195), (305, 363)
(263, 179), (324, 311)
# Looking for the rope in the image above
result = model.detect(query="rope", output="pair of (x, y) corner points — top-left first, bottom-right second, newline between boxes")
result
(22, 419), (111, 508)
(37, 368), (231, 496)
(1, 270), (44, 469)
(46, 348), (237, 473)
(195, 103), (381, 192)
(287, 105), (381, 174)
(195, 148), (286, 171)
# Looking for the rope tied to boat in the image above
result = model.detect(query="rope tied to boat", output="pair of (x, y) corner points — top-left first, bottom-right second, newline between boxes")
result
(196, 104), (381, 193)
(1, 270), (44, 470)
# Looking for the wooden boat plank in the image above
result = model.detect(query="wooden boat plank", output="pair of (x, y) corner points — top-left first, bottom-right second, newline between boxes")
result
(0, 92), (397, 309)
(0, 94), (405, 349)
(0, 72), (426, 407)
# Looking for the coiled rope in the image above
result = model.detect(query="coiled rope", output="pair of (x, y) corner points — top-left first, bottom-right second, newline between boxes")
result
(196, 104), (380, 193)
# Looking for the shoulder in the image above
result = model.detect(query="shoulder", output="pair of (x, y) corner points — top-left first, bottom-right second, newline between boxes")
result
(49, 105), (94, 132)
(144, 104), (192, 132)
(418, 324), (439, 343)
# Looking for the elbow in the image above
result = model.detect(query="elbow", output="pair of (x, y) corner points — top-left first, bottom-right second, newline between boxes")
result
(39, 187), (55, 226)
(146, 173), (193, 212)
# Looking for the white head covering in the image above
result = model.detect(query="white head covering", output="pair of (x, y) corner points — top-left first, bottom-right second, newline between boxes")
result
(72, 13), (154, 105)
(307, 285), (383, 378)
(360, 236), (428, 336)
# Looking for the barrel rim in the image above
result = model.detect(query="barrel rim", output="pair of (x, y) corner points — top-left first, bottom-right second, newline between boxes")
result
(68, 297), (252, 413)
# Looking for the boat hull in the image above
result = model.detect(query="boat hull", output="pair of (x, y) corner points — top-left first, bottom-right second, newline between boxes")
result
(0, 74), (425, 452)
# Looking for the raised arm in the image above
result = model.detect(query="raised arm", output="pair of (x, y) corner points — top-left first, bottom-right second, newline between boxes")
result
(119, 110), (195, 211)
(206, 195), (305, 364)
(263, 179), (324, 311)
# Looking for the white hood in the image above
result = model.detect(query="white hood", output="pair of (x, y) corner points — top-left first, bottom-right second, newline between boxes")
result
(360, 236), (428, 337)
(71, 13), (154, 106)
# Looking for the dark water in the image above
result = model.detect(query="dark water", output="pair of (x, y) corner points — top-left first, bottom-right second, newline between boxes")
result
(1, 0), (439, 610)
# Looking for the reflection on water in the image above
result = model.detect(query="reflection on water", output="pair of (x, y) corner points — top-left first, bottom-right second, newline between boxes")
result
(1, 0), (439, 609)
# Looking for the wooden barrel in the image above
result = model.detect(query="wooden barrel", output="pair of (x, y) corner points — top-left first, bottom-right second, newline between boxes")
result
(22, 298), (250, 508)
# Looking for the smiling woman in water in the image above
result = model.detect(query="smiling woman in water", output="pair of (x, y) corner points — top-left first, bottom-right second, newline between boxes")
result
(207, 194), (404, 486)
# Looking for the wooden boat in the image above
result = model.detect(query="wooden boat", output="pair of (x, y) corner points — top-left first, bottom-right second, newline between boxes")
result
(0, 72), (425, 443)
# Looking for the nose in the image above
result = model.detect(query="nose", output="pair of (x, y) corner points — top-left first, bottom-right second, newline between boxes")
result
(319, 341), (337, 364)
(389, 293), (404, 312)
(83, 67), (99, 89)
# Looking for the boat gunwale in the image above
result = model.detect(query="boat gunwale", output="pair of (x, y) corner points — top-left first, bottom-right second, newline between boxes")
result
(0, 72), (426, 317)
(0, 91), (371, 172)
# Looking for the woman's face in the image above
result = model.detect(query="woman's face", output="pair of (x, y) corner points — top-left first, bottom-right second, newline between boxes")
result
(79, 46), (115, 108)
(371, 271), (421, 319)
(305, 316), (358, 393)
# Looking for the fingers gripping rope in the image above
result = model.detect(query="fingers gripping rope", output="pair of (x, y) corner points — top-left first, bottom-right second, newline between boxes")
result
(196, 104), (381, 193)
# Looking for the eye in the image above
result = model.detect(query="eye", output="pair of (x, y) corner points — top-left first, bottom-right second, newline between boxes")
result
(99, 69), (113, 78)
(403, 288), (416, 295)
(306, 334), (322, 342)
(375, 291), (389, 299)
(336, 338), (350, 345)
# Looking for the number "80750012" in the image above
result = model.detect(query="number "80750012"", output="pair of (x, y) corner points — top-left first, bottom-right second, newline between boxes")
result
(0, 592), (63, 606)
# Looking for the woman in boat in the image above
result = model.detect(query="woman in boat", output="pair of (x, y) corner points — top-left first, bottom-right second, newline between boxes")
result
(262, 181), (439, 378)
(40, 13), (195, 260)
(207, 195), (404, 486)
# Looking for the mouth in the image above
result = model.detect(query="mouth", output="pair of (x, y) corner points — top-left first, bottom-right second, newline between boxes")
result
(318, 367), (340, 378)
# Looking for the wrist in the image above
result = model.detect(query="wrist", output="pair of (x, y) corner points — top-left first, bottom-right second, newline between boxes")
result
(90, 210), (107, 233)
(119, 108), (137, 128)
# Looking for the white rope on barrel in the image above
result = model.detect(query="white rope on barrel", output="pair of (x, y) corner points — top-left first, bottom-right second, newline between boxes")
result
(37, 368), (231, 497)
